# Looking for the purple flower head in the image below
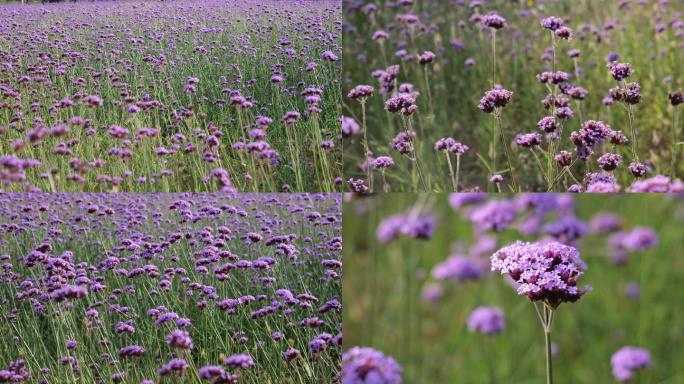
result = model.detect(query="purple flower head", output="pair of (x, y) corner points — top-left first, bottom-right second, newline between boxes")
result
(432, 254), (483, 281)
(555, 26), (573, 39)
(537, 116), (558, 133)
(482, 13), (507, 29)
(543, 216), (588, 244)
(589, 213), (621, 233)
(118, 345), (145, 357)
(541, 16), (564, 31)
(628, 175), (684, 192)
(554, 106), (573, 120)
(385, 92), (418, 115)
(417, 51), (436, 65)
(342, 117), (360, 137)
(342, 347), (402, 384)
(372, 156), (394, 169)
(166, 330), (193, 350)
(628, 162), (647, 178)
(609, 62), (634, 81)
(621, 227), (658, 251)
(611, 347), (652, 382)
(223, 354), (254, 369)
(400, 214), (436, 240)
(555, 151), (572, 167)
(668, 89), (684, 106)
(469, 200), (516, 232)
(491, 241), (590, 308)
(597, 153), (623, 171)
(467, 307), (505, 335)
(516, 132), (542, 148)
(348, 85), (375, 100)
(434, 138), (468, 154)
(390, 131), (416, 155)
(157, 358), (189, 376)
(479, 88), (512, 113)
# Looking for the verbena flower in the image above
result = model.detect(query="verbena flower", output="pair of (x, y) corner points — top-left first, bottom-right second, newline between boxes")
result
(491, 241), (590, 309)
(467, 307), (505, 335)
(610, 347), (652, 382)
(342, 347), (402, 384)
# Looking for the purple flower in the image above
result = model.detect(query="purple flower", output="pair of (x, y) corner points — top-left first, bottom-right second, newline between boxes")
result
(543, 216), (588, 244)
(479, 88), (512, 113)
(118, 345), (145, 357)
(434, 138), (468, 154)
(166, 330), (193, 350)
(481, 12), (507, 29)
(385, 92), (418, 115)
(390, 131), (416, 155)
(467, 307), (505, 335)
(537, 116), (558, 133)
(516, 132), (542, 148)
(341, 117), (360, 137)
(611, 347), (652, 382)
(541, 16), (564, 31)
(491, 241), (590, 308)
(609, 62), (634, 81)
(342, 347), (402, 384)
(469, 200), (516, 232)
(417, 51), (436, 65)
(432, 255), (483, 281)
(157, 358), (189, 376)
(372, 156), (394, 169)
(668, 89), (684, 106)
(628, 175), (684, 192)
(223, 354), (254, 369)
(597, 153), (622, 171)
(621, 227), (658, 251)
(348, 85), (375, 100)
(555, 151), (572, 167)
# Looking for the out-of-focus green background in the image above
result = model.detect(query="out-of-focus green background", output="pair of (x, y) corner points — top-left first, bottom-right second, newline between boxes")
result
(343, 194), (684, 383)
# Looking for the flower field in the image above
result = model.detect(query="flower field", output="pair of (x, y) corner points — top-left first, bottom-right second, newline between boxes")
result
(0, 0), (342, 192)
(0, 193), (341, 383)
(343, 0), (684, 192)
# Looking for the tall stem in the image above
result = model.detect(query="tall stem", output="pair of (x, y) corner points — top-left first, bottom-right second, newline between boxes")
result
(423, 66), (434, 118)
(455, 154), (461, 192)
(543, 306), (554, 384)
(671, 107), (679, 177)
(361, 100), (372, 190)
(545, 325), (553, 384)
(627, 103), (639, 162)
(445, 152), (457, 191)
(491, 30), (497, 83)
(495, 111), (518, 191)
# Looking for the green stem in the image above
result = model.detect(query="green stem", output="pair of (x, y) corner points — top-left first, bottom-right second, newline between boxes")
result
(495, 111), (518, 191)
(445, 152), (457, 191)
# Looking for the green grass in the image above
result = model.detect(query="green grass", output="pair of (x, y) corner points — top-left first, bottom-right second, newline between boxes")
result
(343, 194), (684, 383)
(0, 1), (341, 192)
(342, 0), (684, 192)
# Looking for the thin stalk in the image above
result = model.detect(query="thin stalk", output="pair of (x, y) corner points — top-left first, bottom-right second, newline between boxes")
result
(455, 154), (461, 192)
(495, 111), (518, 191)
(360, 100), (372, 190)
(627, 103), (639, 162)
(671, 107), (679, 177)
(381, 170), (389, 192)
(544, 306), (555, 384)
(423, 66), (434, 118)
(445, 152), (457, 191)
(491, 30), (497, 83)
